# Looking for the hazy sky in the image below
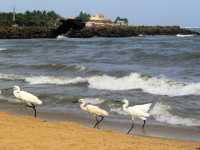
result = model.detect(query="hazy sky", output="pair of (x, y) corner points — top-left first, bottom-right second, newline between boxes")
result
(1, 0), (199, 27)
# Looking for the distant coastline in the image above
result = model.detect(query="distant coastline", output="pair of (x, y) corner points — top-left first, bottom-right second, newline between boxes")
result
(0, 10), (199, 39)
(65, 26), (199, 38)
(0, 25), (199, 39)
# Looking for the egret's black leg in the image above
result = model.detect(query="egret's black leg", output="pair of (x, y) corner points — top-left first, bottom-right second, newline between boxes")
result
(25, 104), (37, 118)
(96, 116), (104, 129)
(142, 120), (146, 128)
(93, 116), (99, 128)
(32, 104), (37, 118)
(127, 121), (134, 134)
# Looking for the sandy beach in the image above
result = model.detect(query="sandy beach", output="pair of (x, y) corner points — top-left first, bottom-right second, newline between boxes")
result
(0, 112), (199, 150)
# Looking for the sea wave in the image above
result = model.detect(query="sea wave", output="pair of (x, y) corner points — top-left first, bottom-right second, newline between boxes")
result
(30, 64), (87, 72)
(0, 73), (24, 81)
(0, 48), (7, 51)
(1, 72), (200, 97)
(110, 107), (128, 115)
(79, 97), (105, 104)
(25, 76), (87, 85)
(150, 103), (200, 126)
(56, 35), (67, 40)
(176, 34), (194, 37)
(87, 73), (200, 97)
(4, 63), (87, 72)
(110, 102), (200, 126)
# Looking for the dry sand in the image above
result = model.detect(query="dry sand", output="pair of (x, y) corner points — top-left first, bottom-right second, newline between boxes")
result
(0, 112), (199, 150)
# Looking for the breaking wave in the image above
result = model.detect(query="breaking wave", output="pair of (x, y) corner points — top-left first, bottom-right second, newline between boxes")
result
(0, 73), (24, 81)
(176, 34), (194, 37)
(0, 48), (7, 51)
(25, 76), (87, 85)
(79, 97), (105, 104)
(1, 72), (200, 97)
(56, 35), (67, 40)
(150, 103), (200, 126)
(110, 102), (200, 126)
(87, 73), (200, 97)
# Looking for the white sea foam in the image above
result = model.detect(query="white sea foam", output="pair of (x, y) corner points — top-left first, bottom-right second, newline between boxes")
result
(80, 97), (105, 104)
(0, 73), (24, 81)
(111, 102), (200, 126)
(176, 34), (194, 37)
(25, 76), (87, 85)
(150, 103), (200, 126)
(1, 72), (200, 97)
(56, 35), (67, 40)
(0, 48), (7, 51)
(74, 65), (86, 72)
(87, 73), (200, 97)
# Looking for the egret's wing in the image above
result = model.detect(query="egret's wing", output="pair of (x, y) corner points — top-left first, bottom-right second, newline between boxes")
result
(18, 91), (42, 105)
(86, 105), (109, 116)
(132, 103), (152, 113)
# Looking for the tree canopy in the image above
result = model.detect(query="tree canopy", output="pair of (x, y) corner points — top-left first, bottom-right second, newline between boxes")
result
(76, 11), (91, 22)
(0, 10), (61, 27)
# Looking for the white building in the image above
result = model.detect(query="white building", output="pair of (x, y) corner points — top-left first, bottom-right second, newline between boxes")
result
(86, 13), (113, 27)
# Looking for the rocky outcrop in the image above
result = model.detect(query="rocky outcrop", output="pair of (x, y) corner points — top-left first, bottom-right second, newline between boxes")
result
(65, 26), (199, 38)
(0, 26), (55, 39)
(0, 25), (198, 39)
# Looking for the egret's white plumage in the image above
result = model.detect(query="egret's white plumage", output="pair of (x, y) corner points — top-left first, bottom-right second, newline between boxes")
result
(79, 99), (109, 128)
(13, 86), (42, 106)
(13, 85), (42, 117)
(79, 99), (108, 116)
(122, 99), (152, 134)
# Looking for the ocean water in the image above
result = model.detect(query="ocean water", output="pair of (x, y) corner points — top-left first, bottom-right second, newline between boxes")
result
(0, 35), (200, 128)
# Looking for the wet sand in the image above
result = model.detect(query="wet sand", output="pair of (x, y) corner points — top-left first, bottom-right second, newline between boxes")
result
(0, 102), (200, 142)
(0, 111), (199, 150)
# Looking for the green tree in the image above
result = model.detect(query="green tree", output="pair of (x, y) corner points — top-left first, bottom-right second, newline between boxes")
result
(0, 10), (61, 27)
(76, 11), (91, 22)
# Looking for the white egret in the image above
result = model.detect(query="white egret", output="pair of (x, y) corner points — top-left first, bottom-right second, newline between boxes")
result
(122, 99), (152, 134)
(13, 85), (42, 118)
(79, 99), (109, 128)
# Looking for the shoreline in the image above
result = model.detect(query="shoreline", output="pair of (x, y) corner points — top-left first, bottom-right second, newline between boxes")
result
(0, 102), (200, 142)
(0, 111), (199, 150)
(0, 25), (199, 39)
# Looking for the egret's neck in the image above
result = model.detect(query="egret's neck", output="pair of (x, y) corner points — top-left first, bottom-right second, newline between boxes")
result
(80, 102), (87, 110)
(13, 89), (19, 94)
(122, 102), (129, 112)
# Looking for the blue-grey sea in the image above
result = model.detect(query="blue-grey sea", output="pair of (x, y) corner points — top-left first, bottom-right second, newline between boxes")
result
(0, 33), (200, 130)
